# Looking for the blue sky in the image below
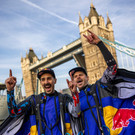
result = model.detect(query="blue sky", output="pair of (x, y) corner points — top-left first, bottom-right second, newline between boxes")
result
(0, 0), (135, 95)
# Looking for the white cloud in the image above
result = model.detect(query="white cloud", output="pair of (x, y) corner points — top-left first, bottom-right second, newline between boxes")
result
(0, 7), (78, 52)
(21, 0), (78, 25)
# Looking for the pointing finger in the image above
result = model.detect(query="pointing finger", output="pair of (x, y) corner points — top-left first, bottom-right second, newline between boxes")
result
(83, 34), (88, 39)
(69, 72), (74, 81)
(88, 30), (98, 39)
(9, 69), (12, 77)
(87, 30), (96, 38)
(66, 79), (70, 85)
(87, 30), (92, 34)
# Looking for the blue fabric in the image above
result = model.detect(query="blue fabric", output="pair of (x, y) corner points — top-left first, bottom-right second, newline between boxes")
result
(79, 86), (135, 135)
(79, 87), (107, 135)
(15, 115), (32, 135)
(39, 95), (62, 135)
(7, 92), (72, 135)
(102, 95), (135, 135)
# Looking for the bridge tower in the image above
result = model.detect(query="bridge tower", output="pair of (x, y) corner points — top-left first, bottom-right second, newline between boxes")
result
(21, 48), (38, 97)
(79, 3), (117, 84)
(21, 2), (119, 97)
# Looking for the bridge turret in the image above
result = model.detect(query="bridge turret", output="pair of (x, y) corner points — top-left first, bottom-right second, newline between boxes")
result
(84, 16), (90, 29)
(106, 12), (113, 31)
(88, 3), (98, 23)
(99, 15), (105, 27)
(21, 48), (38, 97)
(88, 2), (99, 34)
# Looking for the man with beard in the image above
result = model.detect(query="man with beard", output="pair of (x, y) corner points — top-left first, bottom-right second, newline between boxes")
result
(4, 68), (82, 135)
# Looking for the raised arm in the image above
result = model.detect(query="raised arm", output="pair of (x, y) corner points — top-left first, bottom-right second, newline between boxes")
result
(83, 30), (117, 82)
(83, 30), (116, 67)
(5, 69), (31, 117)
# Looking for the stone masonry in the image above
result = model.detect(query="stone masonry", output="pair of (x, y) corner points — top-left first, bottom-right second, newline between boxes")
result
(79, 3), (117, 84)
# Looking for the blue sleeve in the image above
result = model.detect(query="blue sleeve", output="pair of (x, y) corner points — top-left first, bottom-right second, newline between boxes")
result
(7, 90), (31, 117)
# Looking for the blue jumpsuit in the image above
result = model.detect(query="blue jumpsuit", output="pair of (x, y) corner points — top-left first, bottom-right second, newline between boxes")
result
(7, 91), (72, 135)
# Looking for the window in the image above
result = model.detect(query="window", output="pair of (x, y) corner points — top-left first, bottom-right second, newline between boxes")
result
(93, 61), (95, 66)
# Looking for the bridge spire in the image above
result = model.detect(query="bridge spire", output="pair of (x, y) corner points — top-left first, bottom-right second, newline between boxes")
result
(79, 11), (83, 25)
(26, 50), (28, 58)
(21, 53), (23, 62)
(88, 1), (99, 23)
(91, 0), (94, 8)
(107, 12), (112, 25)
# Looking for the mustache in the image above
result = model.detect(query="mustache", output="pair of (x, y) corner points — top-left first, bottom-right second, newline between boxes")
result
(43, 83), (51, 88)
(77, 79), (82, 83)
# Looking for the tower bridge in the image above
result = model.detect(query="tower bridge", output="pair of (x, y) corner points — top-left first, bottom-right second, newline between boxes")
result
(21, 3), (134, 97)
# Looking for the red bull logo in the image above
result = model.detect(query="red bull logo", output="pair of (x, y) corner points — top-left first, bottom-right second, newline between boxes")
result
(112, 100), (135, 130)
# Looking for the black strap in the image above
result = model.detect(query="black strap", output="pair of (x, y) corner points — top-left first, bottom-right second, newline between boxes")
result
(37, 103), (44, 135)
(35, 94), (45, 135)
(96, 81), (103, 115)
(83, 105), (103, 112)
(58, 93), (66, 135)
(91, 84), (104, 135)
(87, 84), (103, 114)
(32, 93), (62, 134)
(84, 88), (99, 129)
(42, 116), (60, 130)
(42, 94), (60, 131)
(84, 85), (104, 135)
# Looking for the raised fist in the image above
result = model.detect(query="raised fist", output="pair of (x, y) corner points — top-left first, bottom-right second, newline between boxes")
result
(5, 69), (17, 91)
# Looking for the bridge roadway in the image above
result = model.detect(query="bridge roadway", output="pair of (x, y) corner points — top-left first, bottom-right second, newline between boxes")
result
(29, 38), (84, 71)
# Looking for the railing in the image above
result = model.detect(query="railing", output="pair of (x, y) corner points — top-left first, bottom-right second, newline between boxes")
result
(99, 36), (135, 71)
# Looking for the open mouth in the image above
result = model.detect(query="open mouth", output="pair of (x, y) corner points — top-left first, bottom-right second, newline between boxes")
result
(77, 80), (83, 85)
(44, 84), (51, 91)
